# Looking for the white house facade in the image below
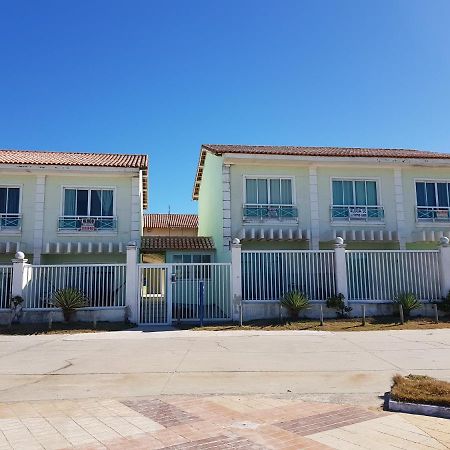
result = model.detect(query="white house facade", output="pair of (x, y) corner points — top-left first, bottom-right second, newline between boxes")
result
(194, 144), (450, 262)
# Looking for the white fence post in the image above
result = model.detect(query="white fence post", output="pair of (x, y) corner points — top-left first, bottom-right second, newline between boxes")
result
(438, 237), (450, 299)
(231, 238), (242, 321)
(11, 251), (29, 299)
(333, 237), (349, 304)
(126, 242), (139, 323)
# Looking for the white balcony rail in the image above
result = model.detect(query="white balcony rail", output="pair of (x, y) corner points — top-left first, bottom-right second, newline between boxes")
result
(23, 264), (126, 309)
(330, 205), (384, 222)
(0, 213), (22, 231)
(58, 216), (117, 232)
(243, 204), (298, 220)
(242, 250), (336, 301)
(0, 266), (12, 309)
(416, 206), (450, 222)
(346, 250), (440, 301)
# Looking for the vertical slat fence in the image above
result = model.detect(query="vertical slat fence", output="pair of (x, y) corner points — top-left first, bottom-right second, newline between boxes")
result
(23, 264), (127, 308)
(346, 250), (440, 301)
(241, 251), (336, 301)
(0, 266), (12, 309)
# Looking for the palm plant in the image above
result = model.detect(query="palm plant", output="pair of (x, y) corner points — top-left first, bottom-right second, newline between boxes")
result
(280, 291), (310, 320)
(52, 288), (88, 322)
(394, 292), (421, 319)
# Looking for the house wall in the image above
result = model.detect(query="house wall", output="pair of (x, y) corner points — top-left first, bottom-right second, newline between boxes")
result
(197, 153), (226, 260)
(198, 154), (450, 261)
(0, 167), (143, 264)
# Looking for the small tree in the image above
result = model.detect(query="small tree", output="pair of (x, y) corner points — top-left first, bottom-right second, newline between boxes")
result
(326, 293), (352, 318)
(52, 288), (87, 322)
(394, 292), (421, 319)
(280, 291), (310, 321)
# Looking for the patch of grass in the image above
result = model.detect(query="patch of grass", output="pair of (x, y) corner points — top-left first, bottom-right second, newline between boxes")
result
(178, 316), (450, 332)
(391, 374), (450, 407)
(0, 321), (135, 335)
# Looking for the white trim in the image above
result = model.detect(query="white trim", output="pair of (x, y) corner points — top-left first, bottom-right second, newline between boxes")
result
(32, 175), (46, 264)
(242, 175), (296, 206)
(329, 176), (382, 206)
(60, 185), (117, 216)
(309, 167), (320, 249)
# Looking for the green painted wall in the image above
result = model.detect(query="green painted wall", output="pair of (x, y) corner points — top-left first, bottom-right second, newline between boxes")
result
(197, 153), (226, 260)
(41, 254), (126, 264)
(242, 241), (309, 251)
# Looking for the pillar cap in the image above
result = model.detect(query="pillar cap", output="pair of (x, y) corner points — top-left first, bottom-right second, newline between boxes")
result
(439, 236), (449, 247)
(14, 251), (25, 260)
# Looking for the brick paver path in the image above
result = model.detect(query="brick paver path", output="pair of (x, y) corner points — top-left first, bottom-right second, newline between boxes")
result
(0, 395), (448, 449)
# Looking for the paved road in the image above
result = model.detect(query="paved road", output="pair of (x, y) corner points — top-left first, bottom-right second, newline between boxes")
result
(0, 328), (449, 405)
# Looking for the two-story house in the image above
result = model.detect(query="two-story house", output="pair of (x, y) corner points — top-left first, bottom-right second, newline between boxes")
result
(194, 144), (450, 261)
(0, 149), (148, 264)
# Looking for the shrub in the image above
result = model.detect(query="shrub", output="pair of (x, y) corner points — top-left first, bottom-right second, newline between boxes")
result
(280, 291), (309, 320)
(52, 288), (88, 322)
(326, 293), (352, 318)
(437, 291), (450, 313)
(394, 292), (421, 319)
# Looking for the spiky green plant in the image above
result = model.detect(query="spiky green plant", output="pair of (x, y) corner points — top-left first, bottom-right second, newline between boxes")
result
(394, 292), (421, 319)
(280, 291), (310, 320)
(52, 288), (88, 322)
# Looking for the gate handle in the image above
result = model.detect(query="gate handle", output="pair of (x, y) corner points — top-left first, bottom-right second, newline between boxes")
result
(171, 274), (177, 283)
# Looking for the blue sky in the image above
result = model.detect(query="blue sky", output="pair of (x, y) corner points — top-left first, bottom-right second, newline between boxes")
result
(1, 1), (450, 213)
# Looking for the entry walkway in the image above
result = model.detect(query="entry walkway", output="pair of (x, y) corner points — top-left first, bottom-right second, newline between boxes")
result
(0, 395), (448, 449)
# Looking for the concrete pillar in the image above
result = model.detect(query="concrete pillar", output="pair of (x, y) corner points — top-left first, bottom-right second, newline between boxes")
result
(11, 251), (29, 299)
(230, 238), (242, 321)
(438, 237), (450, 298)
(125, 242), (139, 323)
(333, 237), (349, 304)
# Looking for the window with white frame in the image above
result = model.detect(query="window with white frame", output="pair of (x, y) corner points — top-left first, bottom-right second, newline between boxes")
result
(244, 178), (296, 219)
(0, 187), (21, 230)
(172, 254), (212, 280)
(60, 188), (116, 231)
(416, 181), (450, 221)
(331, 179), (383, 221)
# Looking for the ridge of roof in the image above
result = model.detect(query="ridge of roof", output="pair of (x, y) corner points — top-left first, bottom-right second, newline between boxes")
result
(193, 144), (450, 199)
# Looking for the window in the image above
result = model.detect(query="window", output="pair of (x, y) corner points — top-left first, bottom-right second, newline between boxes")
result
(0, 187), (20, 229)
(63, 188), (114, 217)
(244, 178), (297, 219)
(416, 181), (450, 221)
(172, 254), (211, 280)
(245, 178), (293, 205)
(60, 188), (116, 231)
(331, 180), (383, 221)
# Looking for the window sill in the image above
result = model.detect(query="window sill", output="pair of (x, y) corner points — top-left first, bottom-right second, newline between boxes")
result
(415, 222), (450, 228)
(330, 222), (385, 227)
(57, 231), (118, 236)
(0, 230), (22, 235)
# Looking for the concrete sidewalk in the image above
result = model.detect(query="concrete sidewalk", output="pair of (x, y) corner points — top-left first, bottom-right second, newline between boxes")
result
(0, 328), (449, 404)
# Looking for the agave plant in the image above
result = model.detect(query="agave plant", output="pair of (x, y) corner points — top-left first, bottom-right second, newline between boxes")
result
(394, 292), (421, 319)
(52, 288), (88, 322)
(280, 291), (310, 320)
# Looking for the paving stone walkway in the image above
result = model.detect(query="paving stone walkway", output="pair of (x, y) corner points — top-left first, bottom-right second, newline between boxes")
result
(0, 395), (448, 449)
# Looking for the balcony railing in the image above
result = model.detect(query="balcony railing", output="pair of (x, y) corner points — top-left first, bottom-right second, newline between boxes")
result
(330, 205), (384, 222)
(0, 213), (22, 231)
(58, 216), (117, 232)
(243, 205), (298, 220)
(416, 206), (450, 222)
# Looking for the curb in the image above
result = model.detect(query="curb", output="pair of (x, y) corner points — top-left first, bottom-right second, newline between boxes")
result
(387, 394), (450, 419)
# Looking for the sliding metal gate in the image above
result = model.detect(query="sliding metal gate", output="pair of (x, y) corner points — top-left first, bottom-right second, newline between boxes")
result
(138, 263), (232, 325)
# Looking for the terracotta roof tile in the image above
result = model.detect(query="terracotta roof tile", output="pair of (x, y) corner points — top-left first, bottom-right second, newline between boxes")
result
(141, 236), (214, 251)
(0, 148), (148, 168)
(193, 144), (450, 199)
(0, 148), (149, 209)
(143, 214), (198, 229)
